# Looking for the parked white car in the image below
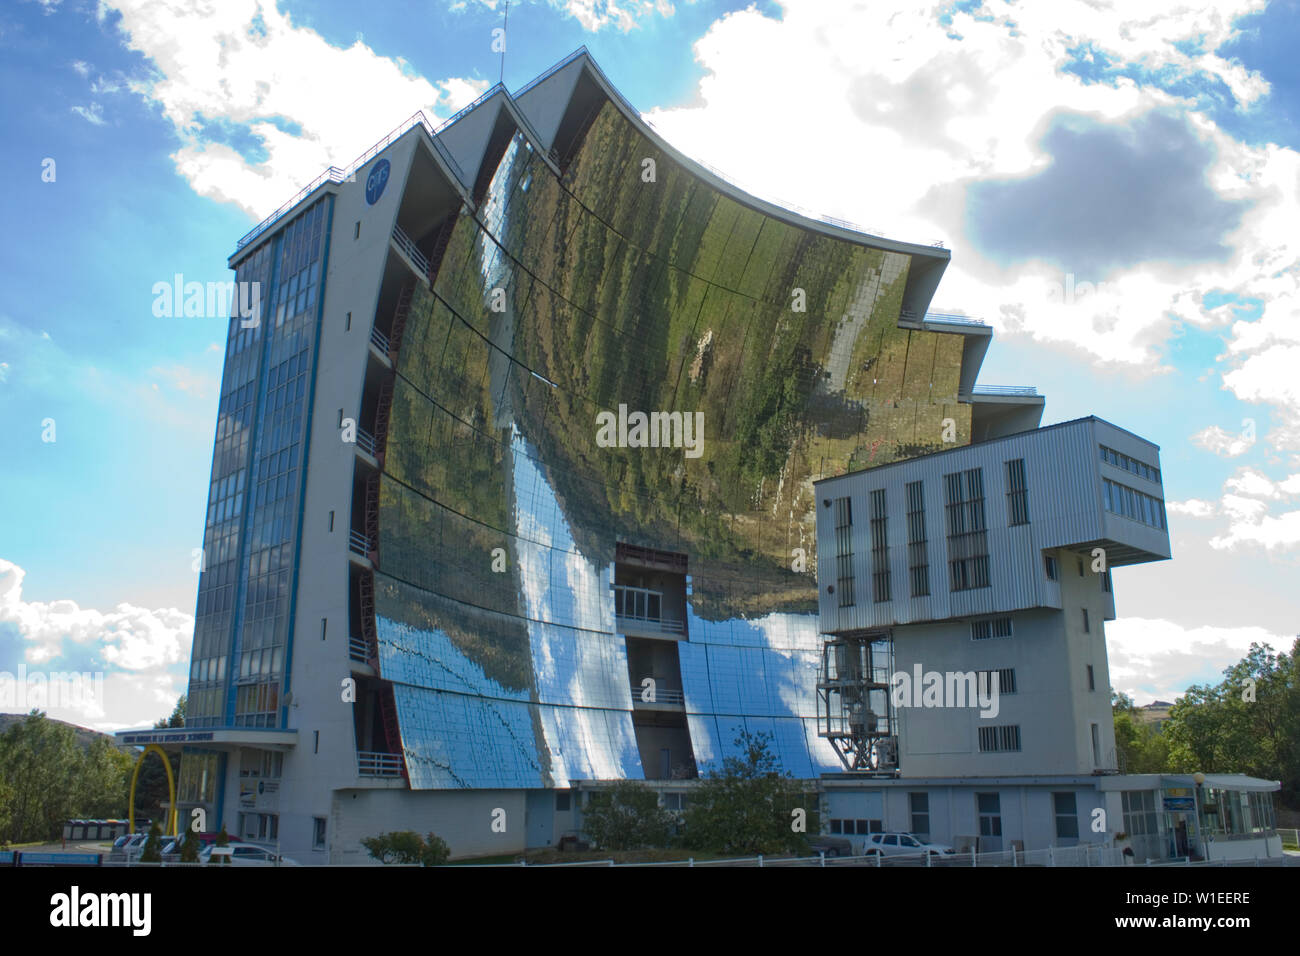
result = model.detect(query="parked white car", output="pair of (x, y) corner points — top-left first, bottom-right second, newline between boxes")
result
(863, 832), (955, 857)
(201, 844), (300, 867)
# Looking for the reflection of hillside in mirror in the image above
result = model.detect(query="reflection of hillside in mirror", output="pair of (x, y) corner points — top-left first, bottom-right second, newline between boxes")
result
(371, 86), (970, 782)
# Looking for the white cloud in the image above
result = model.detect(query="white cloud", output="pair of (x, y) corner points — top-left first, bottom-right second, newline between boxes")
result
(71, 60), (91, 77)
(1191, 423), (1255, 457)
(105, 0), (490, 219)
(457, 0), (676, 32)
(1106, 617), (1290, 704)
(1166, 498), (1215, 518)
(0, 559), (192, 672)
(1206, 467), (1300, 550)
(637, 1), (1298, 467)
(71, 103), (106, 126)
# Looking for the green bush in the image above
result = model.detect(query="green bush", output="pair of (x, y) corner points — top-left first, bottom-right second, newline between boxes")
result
(582, 781), (677, 851)
(362, 830), (451, 866)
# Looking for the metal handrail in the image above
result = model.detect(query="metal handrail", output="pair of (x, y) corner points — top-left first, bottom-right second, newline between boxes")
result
(923, 311), (987, 326)
(370, 325), (391, 354)
(235, 109), (467, 254)
(357, 751), (403, 777)
(391, 225), (431, 277)
(348, 530), (371, 556)
(348, 637), (371, 663)
(970, 385), (1038, 396)
(356, 427), (377, 457)
(631, 683), (684, 705)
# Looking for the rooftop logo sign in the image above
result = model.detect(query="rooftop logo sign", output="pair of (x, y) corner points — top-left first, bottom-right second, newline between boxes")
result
(366, 158), (391, 205)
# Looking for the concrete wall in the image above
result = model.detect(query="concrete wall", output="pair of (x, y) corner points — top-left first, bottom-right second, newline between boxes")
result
(329, 787), (530, 863)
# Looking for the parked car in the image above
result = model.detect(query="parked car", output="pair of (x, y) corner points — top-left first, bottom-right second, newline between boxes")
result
(808, 835), (854, 858)
(200, 844), (300, 867)
(863, 832), (955, 857)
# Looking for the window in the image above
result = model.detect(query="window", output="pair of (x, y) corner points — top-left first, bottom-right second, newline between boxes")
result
(1103, 478), (1166, 530)
(945, 469), (989, 590)
(1091, 723), (1101, 766)
(977, 793), (1002, 850)
(1005, 458), (1029, 525)
(321, 617), (327, 641)
(1053, 792), (1079, 843)
(977, 668), (1016, 695)
(978, 725), (1021, 752)
(314, 730), (319, 754)
(870, 489), (890, 602)
(345, 311), (352, 331)
(834, 496), (855, 607)
(556, 791), (571, 812)
(328, 510), (335, 532)
(1077, 557), (1084, 577)
(910, 793), (930, 839)
(1045, 555), (1058, 580)
(354, 221), (360, 239)
(313, 817), (327, 849)
(1087, 665), (1095, 691)
(906, 481), (929, 597)
(1100, 444), (1160, 484)
(1082, 608), (1090, 633)
(971, 617), (1013, 641)
(1102, 570), (1111, 593)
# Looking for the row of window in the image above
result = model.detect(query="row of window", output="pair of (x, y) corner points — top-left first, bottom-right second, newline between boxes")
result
(1104, 478), (1167, 530)
(1100, 445), (1160, 484)
(828, 818), (883, 835)
(836, 792), (1083, 845)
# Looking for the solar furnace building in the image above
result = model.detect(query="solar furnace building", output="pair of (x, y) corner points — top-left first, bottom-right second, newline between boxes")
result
(150, 49), (1016, 861)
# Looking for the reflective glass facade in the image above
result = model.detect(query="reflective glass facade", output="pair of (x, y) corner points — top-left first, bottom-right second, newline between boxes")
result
(189, 198), (331, 728)
(373, 96), (969, 787)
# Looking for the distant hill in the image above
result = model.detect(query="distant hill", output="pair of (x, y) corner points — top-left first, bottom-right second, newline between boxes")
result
(0, 713), (134, 752)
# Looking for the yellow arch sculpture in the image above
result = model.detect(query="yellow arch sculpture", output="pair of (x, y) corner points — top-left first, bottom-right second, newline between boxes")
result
(128, 744), (179, 835)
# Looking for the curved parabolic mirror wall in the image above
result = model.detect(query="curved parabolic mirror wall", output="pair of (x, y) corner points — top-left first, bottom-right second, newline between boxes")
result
(373, 97), (970, 788)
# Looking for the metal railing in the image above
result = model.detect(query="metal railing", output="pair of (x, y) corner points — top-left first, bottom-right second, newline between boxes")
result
(370, 325), (391, 355)
(631, 683), (685, 705)
(923, 311), (987, 326)
(234, 108), (470, 255)
(348, 636), (371, 664)
(358, 751), (403, 777)
(970, 385), (1039, 396)
(612, 584), (685, 634)
(355, 427), (377, 458)
(348, 530), (372, 557)
(391, 224), (431, 278)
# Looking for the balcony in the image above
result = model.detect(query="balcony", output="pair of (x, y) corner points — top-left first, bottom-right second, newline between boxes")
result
(631, 682), (685, 707)
(355, 426), (377, 458)
(358, 751), (403, 777)
(349, 636), (372, 665)
(348, 530), (373, 564)
(613, 584), (684, 638)
(391, 224), (431, 281)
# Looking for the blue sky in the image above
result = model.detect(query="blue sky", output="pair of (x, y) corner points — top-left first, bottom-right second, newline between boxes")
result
(1, 0), (1298, 729)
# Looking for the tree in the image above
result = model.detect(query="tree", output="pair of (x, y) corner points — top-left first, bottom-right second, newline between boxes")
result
(361, 830), (450, 865)
(135, 697), (185, 823)
(1113, 693), (1170, 774)
(178, 829), (201, 863)
(681, 729), (815, 856)
(0, 711), (83, 842)
(582, 781), (677, 850)
(140, 820), (163, 863)
(1163, 640), (1299, 806)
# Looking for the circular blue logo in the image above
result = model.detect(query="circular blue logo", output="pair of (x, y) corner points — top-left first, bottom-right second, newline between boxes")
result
(365, 159), (391, 205)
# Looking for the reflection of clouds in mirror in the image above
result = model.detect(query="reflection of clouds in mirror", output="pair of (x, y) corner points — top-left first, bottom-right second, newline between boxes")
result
(373, 97), (969, 785)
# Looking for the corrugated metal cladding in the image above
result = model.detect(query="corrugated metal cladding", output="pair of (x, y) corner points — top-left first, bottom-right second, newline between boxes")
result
(816, 418), (1170, 633)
